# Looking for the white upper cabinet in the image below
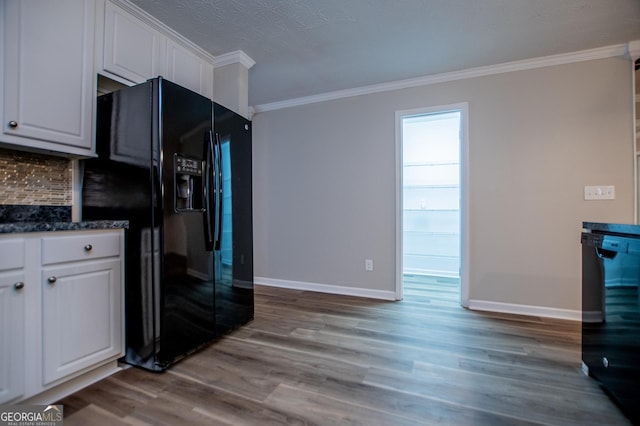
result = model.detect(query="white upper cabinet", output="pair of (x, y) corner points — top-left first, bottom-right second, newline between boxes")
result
(99, 0), (214, 99)
(101, 0), (165, 84)
(1, 0), (96, 156)
(166, 39), (214, 98)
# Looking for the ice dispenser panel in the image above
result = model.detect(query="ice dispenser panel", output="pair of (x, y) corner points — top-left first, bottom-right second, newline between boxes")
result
(174, 154), (203, 211)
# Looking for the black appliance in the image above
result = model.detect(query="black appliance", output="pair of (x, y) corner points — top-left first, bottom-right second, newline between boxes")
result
(82, 77), (253, 371)
(581, 222), (640, 424)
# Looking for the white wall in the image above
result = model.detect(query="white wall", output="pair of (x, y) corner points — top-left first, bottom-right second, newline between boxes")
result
(252, 55), (635, 314)
(214, 62), (250, 118)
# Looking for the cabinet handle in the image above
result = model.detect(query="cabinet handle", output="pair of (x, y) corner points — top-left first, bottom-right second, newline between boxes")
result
(14, 282), (24, 290)
(8, 121), (18, 128)
(84, 244), (93, 251)
(47, 276), (57, 284)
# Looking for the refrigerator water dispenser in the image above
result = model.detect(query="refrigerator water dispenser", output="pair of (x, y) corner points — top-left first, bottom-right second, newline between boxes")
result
(174, 154), (203, 211)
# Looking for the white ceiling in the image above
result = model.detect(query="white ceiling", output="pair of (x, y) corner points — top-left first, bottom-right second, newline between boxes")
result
(129, 0), (640, 107)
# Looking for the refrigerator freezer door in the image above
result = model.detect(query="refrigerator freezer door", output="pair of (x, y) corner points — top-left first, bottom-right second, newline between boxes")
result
(213, 102), (254, 336)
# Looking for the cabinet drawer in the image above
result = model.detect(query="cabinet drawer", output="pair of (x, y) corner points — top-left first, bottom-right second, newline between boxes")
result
(42, 232), (121, 265)
(0, 239), (25, 270)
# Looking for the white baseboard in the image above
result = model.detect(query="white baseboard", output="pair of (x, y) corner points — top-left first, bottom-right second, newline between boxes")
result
(468, 299), (581, 321)
(255, 277), (397, 301)
(254, 278), (580, 320)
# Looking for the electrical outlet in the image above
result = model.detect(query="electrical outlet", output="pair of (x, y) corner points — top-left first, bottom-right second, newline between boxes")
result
(365, 259), (373, 271)
(584, 185), (615, 200)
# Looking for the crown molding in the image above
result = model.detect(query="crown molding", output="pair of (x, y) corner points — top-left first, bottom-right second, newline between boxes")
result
(212, 50), (256, 69)
(253, 44), (628, 113)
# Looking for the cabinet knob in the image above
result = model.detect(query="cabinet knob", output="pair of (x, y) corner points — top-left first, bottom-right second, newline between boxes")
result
(47, 276), (57, 284)
(14, 281), (24, 290)
(84, 244), (93, 251)
(8, 121), (18, 128)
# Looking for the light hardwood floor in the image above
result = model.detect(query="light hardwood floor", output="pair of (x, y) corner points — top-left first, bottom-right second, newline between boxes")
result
(57, 275), (632, 425)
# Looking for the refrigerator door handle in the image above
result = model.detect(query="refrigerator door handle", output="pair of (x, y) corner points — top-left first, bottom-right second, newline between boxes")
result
(214, 132), (223, 251)
(203, 131), (215, 251)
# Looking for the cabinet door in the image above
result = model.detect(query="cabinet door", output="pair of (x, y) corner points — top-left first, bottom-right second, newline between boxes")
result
(0, 271), (26, 404)
(166, 39), (213, 98)
(103, 1), (165, 84)
(1, 0), (95, 155)
(41, 259), (123, 386)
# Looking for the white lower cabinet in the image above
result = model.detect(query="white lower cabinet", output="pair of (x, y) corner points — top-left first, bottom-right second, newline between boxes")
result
(42, 258), (122, 386)
(0, 271), (26, 404)
(0, 229), (124, 404)
(0, 238), (26, 404)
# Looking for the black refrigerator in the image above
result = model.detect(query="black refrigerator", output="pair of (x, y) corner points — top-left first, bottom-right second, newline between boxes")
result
(81, 77), (254, 371)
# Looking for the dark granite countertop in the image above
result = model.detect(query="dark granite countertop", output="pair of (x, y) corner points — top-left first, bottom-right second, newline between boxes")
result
(583, 222), (640, 236)
(0, 205), (128, 234)
(0, 220), (129, 234)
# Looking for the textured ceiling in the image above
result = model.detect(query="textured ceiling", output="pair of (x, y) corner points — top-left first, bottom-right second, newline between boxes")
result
(129, 0), (640, 107)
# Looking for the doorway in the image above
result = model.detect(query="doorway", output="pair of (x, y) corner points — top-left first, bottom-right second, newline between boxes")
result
(395, 103), (469, 306)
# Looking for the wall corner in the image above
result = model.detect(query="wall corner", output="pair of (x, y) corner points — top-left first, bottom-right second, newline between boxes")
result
(213, 50), (255, 119)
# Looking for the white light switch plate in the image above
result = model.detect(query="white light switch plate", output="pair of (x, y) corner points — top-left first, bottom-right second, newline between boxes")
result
(584, 185), (615, 200)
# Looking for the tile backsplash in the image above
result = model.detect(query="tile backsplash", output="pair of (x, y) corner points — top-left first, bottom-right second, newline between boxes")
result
(0, 148), (72, 205)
